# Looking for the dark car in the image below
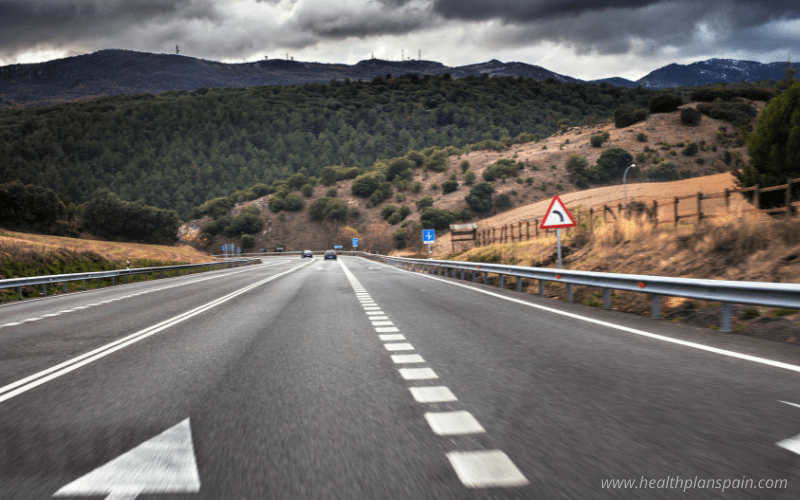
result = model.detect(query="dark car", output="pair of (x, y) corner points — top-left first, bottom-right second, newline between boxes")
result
(324, 250), (337, 260)
(301, 250), (313, 258)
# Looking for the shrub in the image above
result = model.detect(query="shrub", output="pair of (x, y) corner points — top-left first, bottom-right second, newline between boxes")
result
(590, 135), (605, 147)
(411, 181), (422, 193)
(351, 172), (385, 196)
(308, 197), (348, 222)
(530, 164), (540, 171)
(540, 181), (547, 191)
(462, 169), (476, 185)
(381, 204), (398, 220)
(649, 94), (683, 113)
(398, 205), (411, 219)
(416, 196), (434, 210)
(406, 150), (425, 167)
(697, 101), (757, 126)
(284, 194), (304, 211)
(637, 132), (648, 142)
(647, 161), (679, 181)
(515, 177), (523, 184)
(268, 196), (286, 212)
(430, 183), (438, 190)
(286, 173), (308, 190)
(680, 107), (702, 126)
(464, 182), (495, 213)
(386, 157), (415, 181)
(682, 142), (699, 156)
(395, 193), (406, 202)
(326, 187), (337, 197)
(301, 184), (314, 197)
(420, 207), (456, 230)
(387, 212), (402, 225)
(525, 177), (534, 185)
(369, 181), (392, 205)
(556, 183), (563, 190)
(482, 159), (520, 181)
(426, 150), (450, 172)
(225, 206), (264, 236)
(740, 308), (760, 320)
(494, 194), (512, 210)
(349, 208), (360, 218)
(241, 233), (255, 250)
(442, 179), (459, 194)
(614, 108), (643, 128)
(460, 160), (470, 172)
(696, 157), (705, 165)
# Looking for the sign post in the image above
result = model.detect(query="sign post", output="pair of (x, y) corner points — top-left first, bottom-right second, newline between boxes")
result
(352, 238), (358, 250)
(540, 194), (576, 269)
(422, 229), (435, 259)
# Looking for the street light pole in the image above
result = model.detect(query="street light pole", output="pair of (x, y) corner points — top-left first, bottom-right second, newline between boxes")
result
(623, 164), (636, 208)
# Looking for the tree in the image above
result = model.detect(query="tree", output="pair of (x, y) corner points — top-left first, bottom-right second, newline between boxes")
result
(737, 80), (800, 205)
(284, 194), (304, 211)
(309, 197), (348, 222)
(465, 182), (494, 213)
(442, 179), (459, 194)
(649, 94), (683, 113)
(416, 196), (434, 210)
(351, 172), (384, 196)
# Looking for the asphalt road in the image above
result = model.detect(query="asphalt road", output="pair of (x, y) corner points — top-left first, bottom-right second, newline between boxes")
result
(1, 256), (799, 499)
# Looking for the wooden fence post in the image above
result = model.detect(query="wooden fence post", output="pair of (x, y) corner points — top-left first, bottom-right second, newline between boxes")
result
(697, 192), (703, 223)
(535, 218), (539, 237)
(724, 188), (730, 211)
(492, 228), (496, 243)
(526, 221), (530, 240)
(518, 222), (523, 242)
(674, 197), (679, 227)
(787, 177), (793, 217)
(618, 203), (623, 221)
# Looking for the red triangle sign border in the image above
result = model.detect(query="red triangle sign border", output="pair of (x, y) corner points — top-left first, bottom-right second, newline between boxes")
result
(540, 194), (577, 229)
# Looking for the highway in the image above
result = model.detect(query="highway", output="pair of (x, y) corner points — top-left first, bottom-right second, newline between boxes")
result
(1, 256), (799, 499)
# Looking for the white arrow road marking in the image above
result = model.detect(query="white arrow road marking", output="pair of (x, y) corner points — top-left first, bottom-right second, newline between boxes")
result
(54, 419), (200, 499)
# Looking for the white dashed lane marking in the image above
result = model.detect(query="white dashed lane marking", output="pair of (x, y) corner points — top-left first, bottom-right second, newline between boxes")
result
(384, 343), (414, 351)
(391, 354), (425, 364)
(337, 258), (528, 491)
(379, 334), (406, 341)
(446, 451), (528, 488)
(410, 386), (457, 403)
(398, 368), (438, 380)
(425, 411), (485, 436)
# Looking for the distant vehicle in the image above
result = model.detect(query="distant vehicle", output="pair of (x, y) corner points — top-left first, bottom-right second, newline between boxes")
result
(302, 250), (313, 258)
(324, 250), (337, 261)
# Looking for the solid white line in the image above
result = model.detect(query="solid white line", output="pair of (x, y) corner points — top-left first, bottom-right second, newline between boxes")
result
(780, 400), (800, 409)
(361, 258), (800, 375)
(0, 263), (309, 404)
(1, 322), (22, 326)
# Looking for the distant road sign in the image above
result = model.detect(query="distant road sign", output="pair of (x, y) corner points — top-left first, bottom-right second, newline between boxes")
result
(422, 229), (435, 243)
(352, 238), (358, 248)
(334, 245), (343, 249)
(540, 195), (576, 229)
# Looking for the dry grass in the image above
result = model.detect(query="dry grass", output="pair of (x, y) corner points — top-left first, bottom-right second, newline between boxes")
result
(0, 230), (212, 264)
(451, 212), (800, 341)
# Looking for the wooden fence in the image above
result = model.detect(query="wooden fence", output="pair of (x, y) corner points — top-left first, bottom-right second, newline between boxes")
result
(472, 177), (800, 247)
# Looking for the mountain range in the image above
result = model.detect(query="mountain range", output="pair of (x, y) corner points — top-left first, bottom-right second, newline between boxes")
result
(0, 49), (795, 107)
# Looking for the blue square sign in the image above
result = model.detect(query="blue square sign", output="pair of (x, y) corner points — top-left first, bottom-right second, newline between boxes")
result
(422, 229), (435, 243)
(352, 238), (358, 248)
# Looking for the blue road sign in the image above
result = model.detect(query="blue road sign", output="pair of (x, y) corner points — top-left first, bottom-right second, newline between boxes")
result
(422, 229), (435, 243)
(334, 245), (343, 249)
(352, 238), (358, 248)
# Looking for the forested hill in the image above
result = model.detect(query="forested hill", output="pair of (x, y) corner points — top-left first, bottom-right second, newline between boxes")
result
(0, 73), (660, 218)
(0, 49), (575, 108)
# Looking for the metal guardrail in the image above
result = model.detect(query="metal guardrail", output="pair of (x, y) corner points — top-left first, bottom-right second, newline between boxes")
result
(0, 258), (261, 301)
(344, 253), (800, 333)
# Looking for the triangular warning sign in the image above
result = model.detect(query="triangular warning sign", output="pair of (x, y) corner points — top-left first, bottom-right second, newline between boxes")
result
(54, 419), (200, 499)
(540, 195), (576, 229)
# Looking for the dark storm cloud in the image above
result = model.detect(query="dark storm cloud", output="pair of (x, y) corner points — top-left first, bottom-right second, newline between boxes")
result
(293, 2), (433, 40)
(0, 0), (220, 52)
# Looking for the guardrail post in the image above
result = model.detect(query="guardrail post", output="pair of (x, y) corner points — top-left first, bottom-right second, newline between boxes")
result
(112, 276), (115, 286)
(82, 279), (86, 290)
(603, 288), (610, 309)
(483, 272), (489, 284)
(97, 278), (101, 289)
(42, 284), (46, 296)
(498, 274), (504, 288)
(566, 284), (572, 303)
(516, 277), (523, 292)
(17, 286), (22, 300)
(651, 294), (660, 319)
(471, 271), (476, 282)
(460, 269), (465, 280)
(538, 280), (544, 297)
(124, 275), (128, 284)
(438, 266), (442, 276)
(721, 303), (732, 333)
(63, 282), (67, 293)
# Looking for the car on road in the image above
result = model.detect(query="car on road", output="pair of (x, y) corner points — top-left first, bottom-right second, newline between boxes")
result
(301, 250), (313, 258)
(324, 250), (337, 260)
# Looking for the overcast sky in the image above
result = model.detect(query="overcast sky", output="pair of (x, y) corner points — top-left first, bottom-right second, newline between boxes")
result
(1, 0), (798, 81)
